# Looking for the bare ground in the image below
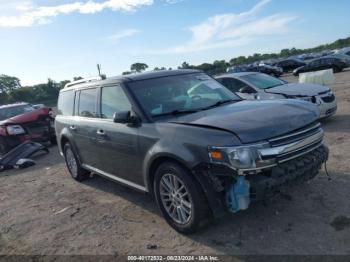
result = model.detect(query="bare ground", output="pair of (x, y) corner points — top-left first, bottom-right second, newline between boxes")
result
(1, 70), (350, 255)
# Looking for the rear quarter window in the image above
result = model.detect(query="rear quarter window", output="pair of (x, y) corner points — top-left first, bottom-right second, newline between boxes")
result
(57, 90), (74, 116)
(78, 88), (97, 118)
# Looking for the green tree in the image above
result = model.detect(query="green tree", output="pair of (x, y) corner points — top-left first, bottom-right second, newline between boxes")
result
(0, 74), (21, 93)
(73, 76), (83, 81)
(180, 61), (191, 69)
(130, 63), (148, 73)
(59, 80), (70, 89)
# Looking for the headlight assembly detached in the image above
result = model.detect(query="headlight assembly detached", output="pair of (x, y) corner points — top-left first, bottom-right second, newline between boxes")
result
(208, 143), (275, 172)
(6, 125), (26, 135)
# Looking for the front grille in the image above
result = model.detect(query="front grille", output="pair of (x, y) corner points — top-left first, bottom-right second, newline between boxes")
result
(321, 94), (335, 103)
(268, 122), (321, 147)
(23, 121), (50, 135)
(318, 90), (328, 95)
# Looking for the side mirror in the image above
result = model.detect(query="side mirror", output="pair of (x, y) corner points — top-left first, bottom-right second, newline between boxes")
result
(113, 111), (131, 124)
(113, 111), (141, 126)
(239, 86), (255, 94)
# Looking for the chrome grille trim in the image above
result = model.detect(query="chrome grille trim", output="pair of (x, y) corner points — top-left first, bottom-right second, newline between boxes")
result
(268, 122), (321, 146)
(260, 129), (324, 158)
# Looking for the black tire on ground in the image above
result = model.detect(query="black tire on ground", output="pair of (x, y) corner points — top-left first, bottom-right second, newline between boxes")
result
(63, 142), (90, 182)
(153, 161), (210, 234)
(333, 66), (342, 73)
(50, 135), (57, 145)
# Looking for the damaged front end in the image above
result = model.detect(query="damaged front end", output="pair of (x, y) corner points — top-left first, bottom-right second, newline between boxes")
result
(196, 122), (329, 215)
(0, 108), (55, 155)
(0, 141), (49, 171)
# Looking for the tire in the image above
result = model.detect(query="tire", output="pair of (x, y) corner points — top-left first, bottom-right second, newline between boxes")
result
(50, 135), (57, 145)
(63, 142), (90, 182)
(153, 161), (210, 234)
(333, 66), (342, 73)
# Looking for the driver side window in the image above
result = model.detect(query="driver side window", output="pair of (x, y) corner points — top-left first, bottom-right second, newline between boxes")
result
(100, 85), (132, 119)
(219, 78), (252, 93)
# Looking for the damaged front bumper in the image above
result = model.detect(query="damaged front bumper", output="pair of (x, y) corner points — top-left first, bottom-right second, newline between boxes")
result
(194, 143), (329, 217)
(248, 144), (328, 201)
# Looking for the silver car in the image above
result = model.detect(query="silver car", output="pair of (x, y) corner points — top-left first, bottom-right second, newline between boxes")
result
(216, 72), (337, 119)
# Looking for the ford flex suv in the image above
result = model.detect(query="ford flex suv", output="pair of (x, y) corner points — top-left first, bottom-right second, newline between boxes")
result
(55, 70), (328, 233)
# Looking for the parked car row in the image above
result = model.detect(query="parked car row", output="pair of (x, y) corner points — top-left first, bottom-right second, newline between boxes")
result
(228, 63), (283, 77)
(227, 47), (350, 76)
(293, 56), (349, 76)
(55, 69), (330, 233)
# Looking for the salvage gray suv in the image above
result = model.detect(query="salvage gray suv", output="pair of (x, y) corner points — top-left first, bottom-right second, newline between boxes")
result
(56, 69), (328, 233)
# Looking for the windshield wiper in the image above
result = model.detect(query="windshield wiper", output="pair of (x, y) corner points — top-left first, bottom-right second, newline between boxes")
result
(200, 99), (238, 111)
(152, 109), (199, 118)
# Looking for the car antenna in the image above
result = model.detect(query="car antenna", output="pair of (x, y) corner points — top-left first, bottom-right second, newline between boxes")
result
(97, 64), (106, 80)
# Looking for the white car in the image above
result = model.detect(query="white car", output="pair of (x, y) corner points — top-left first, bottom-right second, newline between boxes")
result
(216, 72), (337, 119)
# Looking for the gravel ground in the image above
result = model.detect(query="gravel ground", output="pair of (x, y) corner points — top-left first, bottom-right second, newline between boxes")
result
(0, 70), (350, 256)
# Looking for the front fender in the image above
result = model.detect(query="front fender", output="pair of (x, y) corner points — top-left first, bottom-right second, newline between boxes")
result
(142, 141), (199, 192)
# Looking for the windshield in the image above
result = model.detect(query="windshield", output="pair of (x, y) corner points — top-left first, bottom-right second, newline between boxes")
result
(240, 73), (287, 89)
(127, 73), (240, 117)
(0, 104), (35, 121)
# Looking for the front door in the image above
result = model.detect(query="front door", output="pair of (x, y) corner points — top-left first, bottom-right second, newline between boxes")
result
(91, 84), (143, 186)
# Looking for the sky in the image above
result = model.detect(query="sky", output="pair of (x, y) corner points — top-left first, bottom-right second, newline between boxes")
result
(0, 0), (349, 85)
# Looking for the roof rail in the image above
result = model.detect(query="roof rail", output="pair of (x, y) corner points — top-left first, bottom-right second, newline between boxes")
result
(65, 75), (106, 88)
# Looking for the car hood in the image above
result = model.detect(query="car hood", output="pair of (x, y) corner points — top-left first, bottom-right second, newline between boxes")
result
(0, 107), (50, 126)
(170, 100), (319, 144)
(264, 83), (329, 96)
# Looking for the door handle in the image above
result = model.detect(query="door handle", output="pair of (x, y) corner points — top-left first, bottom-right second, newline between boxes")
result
(70, 125), (76, 131)
(96, 130), (106, 136)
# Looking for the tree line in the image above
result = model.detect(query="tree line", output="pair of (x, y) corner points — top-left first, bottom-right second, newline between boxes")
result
(1, 36), (349, 106)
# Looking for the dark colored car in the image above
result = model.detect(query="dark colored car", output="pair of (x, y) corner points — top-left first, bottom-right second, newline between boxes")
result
(55, 70), (328, 233)
(293, 56), (348, 76)
(245, 63), (283, 77)
(274, 58), (306, 73)
(0, 103), (56, 154)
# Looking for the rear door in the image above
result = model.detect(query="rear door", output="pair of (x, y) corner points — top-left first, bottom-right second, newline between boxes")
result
(72, 87), (100, 166)
(90, 84), (142, 185)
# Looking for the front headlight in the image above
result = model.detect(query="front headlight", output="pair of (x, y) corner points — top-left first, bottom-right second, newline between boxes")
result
(208, 143), (274, 172)
(6, 125), (25, 135)
(285, 95), (314, 103)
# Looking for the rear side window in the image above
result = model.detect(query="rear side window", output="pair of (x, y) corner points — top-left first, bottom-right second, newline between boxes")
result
(57, 90), (74, 116)
(78, 88), (97, 117)
(101, 85), (132, 119)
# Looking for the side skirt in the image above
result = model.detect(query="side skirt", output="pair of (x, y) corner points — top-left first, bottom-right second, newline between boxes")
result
(82, 164), (148, 193)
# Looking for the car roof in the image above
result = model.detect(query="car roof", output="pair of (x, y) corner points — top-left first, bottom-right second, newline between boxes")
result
(62, 69), (202, 91)
(216, 72), (257, 78)
(0, 102), (29, 109)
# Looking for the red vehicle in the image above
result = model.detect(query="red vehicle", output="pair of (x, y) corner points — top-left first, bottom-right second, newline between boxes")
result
(0, 103), (56, 154)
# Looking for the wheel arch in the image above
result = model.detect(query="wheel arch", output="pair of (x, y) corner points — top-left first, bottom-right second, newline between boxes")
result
(146, 154), (193, 197)
(59, 130), (83, 165)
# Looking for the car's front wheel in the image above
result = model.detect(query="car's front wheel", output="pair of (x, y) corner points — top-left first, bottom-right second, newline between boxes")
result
(63, 143), (90, 182)
(333, 66), (342, 73)
(154, 162), (210, 234)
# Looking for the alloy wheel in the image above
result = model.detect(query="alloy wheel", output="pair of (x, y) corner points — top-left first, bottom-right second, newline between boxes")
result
(65, 147), (78, 178)
(159, 173), (192, 224)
